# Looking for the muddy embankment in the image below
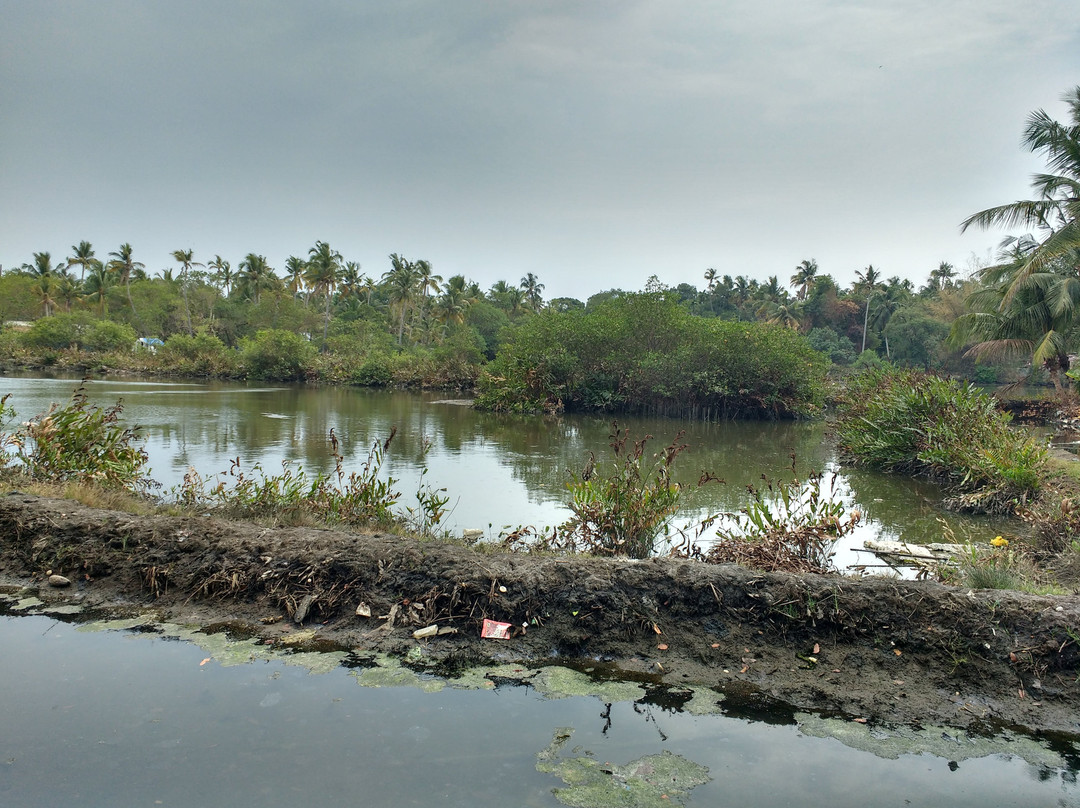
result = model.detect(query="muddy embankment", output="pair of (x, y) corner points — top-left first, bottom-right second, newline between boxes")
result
(1, 491), (1078, 736)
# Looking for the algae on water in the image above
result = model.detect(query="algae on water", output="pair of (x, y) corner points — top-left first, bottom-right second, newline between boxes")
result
(536, 727), (710, 808)
(796, 713), (1074, 769)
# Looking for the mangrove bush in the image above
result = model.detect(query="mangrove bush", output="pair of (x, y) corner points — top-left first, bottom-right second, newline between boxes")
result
(474, 292), (828, 418)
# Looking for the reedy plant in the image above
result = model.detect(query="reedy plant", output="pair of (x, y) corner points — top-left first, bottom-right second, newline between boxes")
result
(7, 385), (154, 493)
(178, 428), (400, 527)
(556, 423), (687, 558)
(698, 456), (860, 574)
(836, 367), (1046, 513)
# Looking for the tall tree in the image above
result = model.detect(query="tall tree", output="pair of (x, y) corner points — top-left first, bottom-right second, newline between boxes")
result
(68, 241), (95, 282)
(927, 261), (957, 294)
(790, 259), (819, 301)
(26, 251), (64, 279)
(83, 259), (115, 316)
(415, 259), (442, 299)
(383, 253), (420, 344)
(961, 86), (1080, 304)
(208, 255), (232, 296)
(238, 253), (275, 304)
(108, 243), (145, 323)
(949, 239), (1079, 396)
(33, 275), (57, 317)
(283, 255), (307, 299)
(520, 272), (545, 310)
(170, 249), (203, 335)
(305, 241), (343, 347)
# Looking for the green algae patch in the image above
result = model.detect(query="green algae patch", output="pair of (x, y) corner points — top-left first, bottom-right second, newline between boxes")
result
(74, 616), (347, 672)
(76, 614), (159, 632)
(796, 714), (1072, 768)
(11, 596), (45, 611)
(40, 603), (84, 615)
(532, 666), (646, 702)
(350, 654), (447, 692)
(465, 664), (646, 702)
(675, 685), (726, 716)
(537, 727), (710, 808)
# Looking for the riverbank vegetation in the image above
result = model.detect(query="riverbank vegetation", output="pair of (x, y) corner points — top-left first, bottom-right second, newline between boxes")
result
(835, 367), (1047, 513)
(3, 86), (1080, 416)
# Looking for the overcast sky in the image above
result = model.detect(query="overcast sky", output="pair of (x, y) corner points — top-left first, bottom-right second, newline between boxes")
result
(2, 1), (1077, 300)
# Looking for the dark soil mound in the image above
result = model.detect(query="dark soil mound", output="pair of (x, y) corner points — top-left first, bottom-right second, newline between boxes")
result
(1, 492), (1077, 735)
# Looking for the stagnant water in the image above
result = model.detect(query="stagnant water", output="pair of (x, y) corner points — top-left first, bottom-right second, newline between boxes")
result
(3, 374), (1012, 569)
(0, 607), (1076, 808)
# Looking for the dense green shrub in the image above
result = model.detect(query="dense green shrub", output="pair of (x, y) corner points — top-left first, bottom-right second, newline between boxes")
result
(8, 386), (152, 492)
(21, 313), (91, 350)
(835, 367), (1046, 512)
(160, 330), (238, 375)
(475, 292), (828, 418)
(806, 327), (857, 366)
(241, 329), (315, 380)
(82, 319), (137, 353)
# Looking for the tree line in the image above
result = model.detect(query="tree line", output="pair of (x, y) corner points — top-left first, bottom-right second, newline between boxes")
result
(2, 85), (1078, 402)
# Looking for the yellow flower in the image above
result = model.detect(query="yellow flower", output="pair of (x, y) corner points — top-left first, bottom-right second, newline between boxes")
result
(991, 536), (1009, 547)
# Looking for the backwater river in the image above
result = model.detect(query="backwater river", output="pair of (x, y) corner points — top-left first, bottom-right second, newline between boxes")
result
(2, 375), (1077, 806)
(0, 609), (1077, 808)
(2, 374), (1016, 571)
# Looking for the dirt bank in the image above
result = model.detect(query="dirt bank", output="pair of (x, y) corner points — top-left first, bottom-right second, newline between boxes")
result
(1, 491), (1078, 736)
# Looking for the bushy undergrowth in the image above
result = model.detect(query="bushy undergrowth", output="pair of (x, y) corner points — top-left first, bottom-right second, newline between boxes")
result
(835, 367), (1046, 513)
(178, 430), (401, 527)
(557, 426), (687, 558)
(475, 292), (829, 419)
(1, 386), (153, 493)
(686, 459), (861, 574)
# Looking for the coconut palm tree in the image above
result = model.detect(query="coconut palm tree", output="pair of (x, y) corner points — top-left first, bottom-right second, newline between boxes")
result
(25, 251), (65, 279)
(208, 255), (232, 296)
(283, 256), (307, 299)
(790, 259), (819, 301)
(520, 272), (545, 310)
(382, 253), (420, 345)
(949, 239), (1080, 396)
(54, 272), (81, 313)
(238, 253), (276, 304)
(305, 241), (343, 347)
(108, 243), (145, 323)
(414, 259), (442, 299)
(927, 261), (957, 294)
(961, 86), (1080, 304)
(33, 275), (57, 317)
(171, 249), (203, 335)
(68, 241), (95, 282)
(703, 267), (718, 291)
(83, 259), (115, 316)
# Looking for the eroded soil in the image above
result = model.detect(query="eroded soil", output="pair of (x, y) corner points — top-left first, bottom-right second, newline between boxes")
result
(1, 492), (1078, 736)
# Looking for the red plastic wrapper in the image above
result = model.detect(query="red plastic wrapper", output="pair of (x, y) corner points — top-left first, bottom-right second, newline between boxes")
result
(481, 619), (512, 639)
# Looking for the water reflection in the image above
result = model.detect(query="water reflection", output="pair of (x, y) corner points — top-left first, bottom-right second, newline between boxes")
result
(0, 612), (1075, 808)
(3, 376), (1013, 564)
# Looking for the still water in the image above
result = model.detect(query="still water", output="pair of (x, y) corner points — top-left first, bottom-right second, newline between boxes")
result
(0, 610), (1076, 808)
(2, 375), (1010, 568)
(4, 373), (1006, 566)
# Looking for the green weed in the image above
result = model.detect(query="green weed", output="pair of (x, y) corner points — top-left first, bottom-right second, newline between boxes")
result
(178, 428), (400, 527)
(555, 423), (688, 558)
(698, 456), (860, 574)
(5, 385), (153, 493)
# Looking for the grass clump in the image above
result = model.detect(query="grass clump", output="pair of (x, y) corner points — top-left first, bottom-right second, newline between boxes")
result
(695, 458), (861, 574)
(1, 385), (155, 494)
(835, 367), (1046, 514)
(177, 429), (402, 528)
(557, 425), (687, 558)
